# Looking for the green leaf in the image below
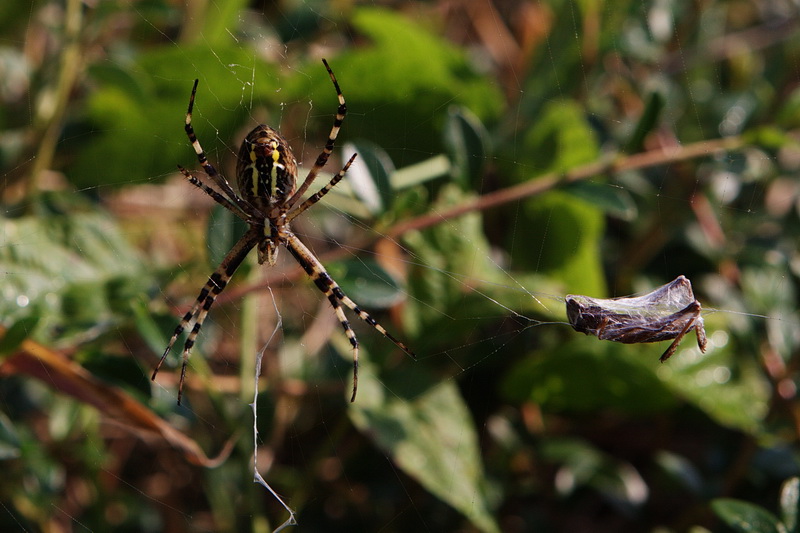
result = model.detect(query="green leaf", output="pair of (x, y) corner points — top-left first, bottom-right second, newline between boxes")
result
(0, 316), (40, 357)
(503, 339), (677, 415)
(0, 193), (150, 342)
(517, 99), (600, 178)
(297, 7), (503, 164)
(332, 258), (405, 309)
(199, 0), (250, 45)
(500, 98), (605, 296)
(656, 331), (769, 435)
(343, 139), (395, 214)
(443, 106), (490, 189)
(514, 190), (606, 298)
(350, 359), (500, 533)
(624, 90), (665, 153)
(780, 477), (800, 533)
(562, 181), (638, 220)
(70, 44), (278, 189)
(711, 498), (783, 533)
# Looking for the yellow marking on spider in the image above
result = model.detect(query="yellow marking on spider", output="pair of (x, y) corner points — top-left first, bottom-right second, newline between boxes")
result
(270, 141), (281, 197)
(249, 148), (259, 196)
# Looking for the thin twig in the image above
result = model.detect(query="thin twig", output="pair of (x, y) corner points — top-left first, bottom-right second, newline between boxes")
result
(388, 135), (747, 237)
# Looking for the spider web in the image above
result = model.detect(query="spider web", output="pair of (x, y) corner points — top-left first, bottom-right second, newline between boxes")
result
(2, 1), (799, 533)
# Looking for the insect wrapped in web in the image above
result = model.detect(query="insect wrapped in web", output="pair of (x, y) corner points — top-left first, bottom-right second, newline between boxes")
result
(152, 60), (414, 405)
(565, 275), (708, 361)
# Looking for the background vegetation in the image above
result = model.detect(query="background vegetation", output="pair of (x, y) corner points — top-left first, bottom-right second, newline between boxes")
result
(2, 0), (800, 531)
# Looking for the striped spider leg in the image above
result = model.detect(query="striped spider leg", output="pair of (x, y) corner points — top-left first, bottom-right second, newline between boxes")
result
(152, 60), (415, 404)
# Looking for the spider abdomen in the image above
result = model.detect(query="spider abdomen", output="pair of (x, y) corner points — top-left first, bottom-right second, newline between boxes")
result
(236, 125), (298, 211)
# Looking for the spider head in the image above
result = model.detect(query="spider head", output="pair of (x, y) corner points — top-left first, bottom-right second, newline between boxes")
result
(236, 125), (298, 211)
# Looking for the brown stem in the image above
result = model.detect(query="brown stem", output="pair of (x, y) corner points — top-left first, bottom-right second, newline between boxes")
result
(388, 135), (747, 237)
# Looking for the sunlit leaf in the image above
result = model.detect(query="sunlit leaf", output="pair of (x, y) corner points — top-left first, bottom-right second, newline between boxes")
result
(650, 344), (769, 435)
(295, 7), (504, 163)
(503, 340), (677, 415)
(0, 194), (150, 340)
(343, 139), (395, 214)
(515, 190), (606, 297)
(350, 359), (500, 533)
(71, 45), (278, 189)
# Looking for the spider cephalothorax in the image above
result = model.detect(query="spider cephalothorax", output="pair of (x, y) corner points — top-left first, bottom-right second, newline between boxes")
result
(152, 60), (414, 404)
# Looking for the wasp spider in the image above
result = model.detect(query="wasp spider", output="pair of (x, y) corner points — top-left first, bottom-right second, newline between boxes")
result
(152, 60), (414, 405)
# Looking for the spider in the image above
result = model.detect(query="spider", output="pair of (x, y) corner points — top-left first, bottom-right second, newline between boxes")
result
(152, 59), (415, 405)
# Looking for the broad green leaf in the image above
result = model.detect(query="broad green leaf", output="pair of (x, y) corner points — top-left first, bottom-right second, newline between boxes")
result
(350, 358), (500, 533)
(536, 100), (597, 169)
(502, 99), (605, 295)
(295, 7), (504, 164)
(514, 190), (606, 298)
(402, 184), (521, 336)
(443, 106), (491, 189)
(0, 195), (150, 341)
(651, 343), (769, 435)
(711, 499), (783, 533)
(306, 155), (450, 218)
(508, 99), (599, 184)
(503, 339), (677, 415)
(391, 155), (452, 190)
(70, 45), (278, 189)
(198, 0), (250, 45)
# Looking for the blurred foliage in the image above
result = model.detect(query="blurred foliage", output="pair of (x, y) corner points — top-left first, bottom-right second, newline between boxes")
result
(2, 0), (800, 532)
